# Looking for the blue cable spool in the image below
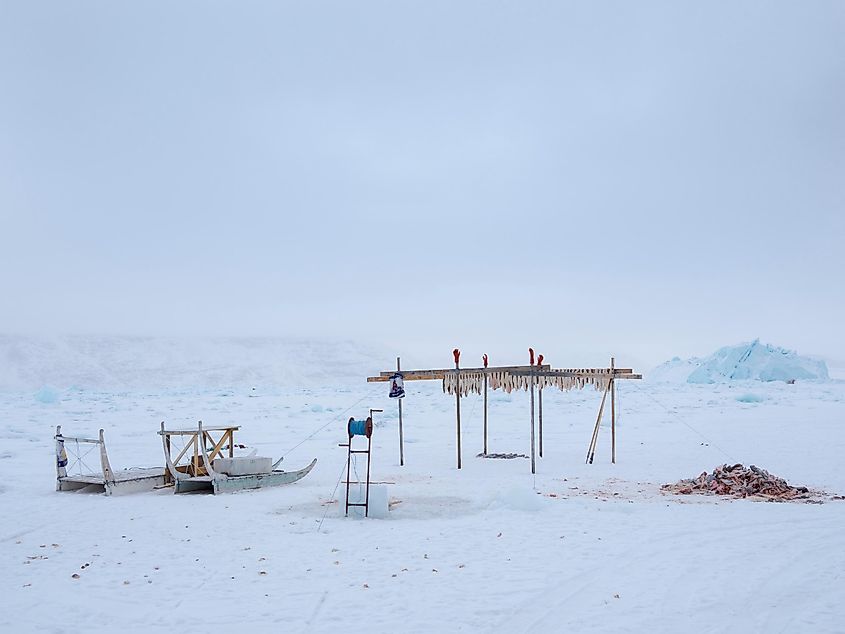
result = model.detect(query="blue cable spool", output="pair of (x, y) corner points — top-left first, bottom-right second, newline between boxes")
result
(348, 417), (373, 438)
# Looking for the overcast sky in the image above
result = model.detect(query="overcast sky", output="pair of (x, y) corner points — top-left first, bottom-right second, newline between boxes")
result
(1, 1), (843, 369)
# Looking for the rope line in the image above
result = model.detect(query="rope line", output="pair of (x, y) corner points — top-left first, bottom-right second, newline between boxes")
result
(68, 439), (97, 475)
(316, 459), (348, 532)
(282, 386), (379, 458)
(628, 381), (735, 462)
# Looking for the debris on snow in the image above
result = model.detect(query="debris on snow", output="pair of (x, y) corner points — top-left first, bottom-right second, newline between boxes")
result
(662, 464), (814, 501)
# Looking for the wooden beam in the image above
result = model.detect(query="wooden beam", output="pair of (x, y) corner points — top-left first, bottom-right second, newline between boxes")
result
(483, 371), (488, 456)
(171, 433), (198, 466)
(512, 368), (634, 375)
(529, 373), (536, 474)
(205, 430), (232, 462)
(611, 357), (616, 464)
(509, 370), (642, 379)
(397, 357), (404, 467)
(376, 364), (550, 377)
(368, 369), (641, 382)
(159, 426), (239, 435)
(368, 364), (551, 383)
(456, 367), (461, 469)
(538, 387), (543, 458)
(586, 379), (612, 464)
(555, 368), (634, 374)
(368, 372), (445, 382)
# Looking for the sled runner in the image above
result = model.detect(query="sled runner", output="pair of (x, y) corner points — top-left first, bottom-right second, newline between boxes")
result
(159, 421), (316, 494)
(54, 425), (165, 495)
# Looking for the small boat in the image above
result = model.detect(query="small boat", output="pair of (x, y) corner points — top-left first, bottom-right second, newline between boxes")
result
(54, 426), (165, 495)
(159, 421), (316, 494)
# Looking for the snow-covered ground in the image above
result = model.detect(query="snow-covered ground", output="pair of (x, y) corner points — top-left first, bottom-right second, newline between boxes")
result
(2, 345), (844, 632)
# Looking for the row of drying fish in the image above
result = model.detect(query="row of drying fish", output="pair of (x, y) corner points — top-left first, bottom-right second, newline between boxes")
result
(442, 370), (609, 396)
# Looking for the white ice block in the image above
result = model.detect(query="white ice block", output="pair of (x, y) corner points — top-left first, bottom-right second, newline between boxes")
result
(345, 484), (389, 519)
(213, 456), (272, 476)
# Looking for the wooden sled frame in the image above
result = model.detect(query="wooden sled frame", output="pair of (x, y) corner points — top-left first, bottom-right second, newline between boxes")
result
(159, 421), (317, 494)
(158, 421), (239, 485)
(54, 425), (165, 495)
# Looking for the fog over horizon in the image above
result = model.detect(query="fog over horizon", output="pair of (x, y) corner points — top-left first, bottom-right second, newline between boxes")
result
(2, 2), (843, 371)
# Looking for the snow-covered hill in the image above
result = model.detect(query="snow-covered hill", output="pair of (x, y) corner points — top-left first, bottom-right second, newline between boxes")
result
(651, 340), (829, 384)
(0, 335), (395, 391)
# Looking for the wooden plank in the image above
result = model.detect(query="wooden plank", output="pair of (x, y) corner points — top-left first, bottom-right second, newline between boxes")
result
(483, 372), (488, 456)
(529, 374), (535, 474)
(397, 357), (404, 467)
(373, 365), (628, 378)
(171, 433), (198, 466)
(369, 364), (551, 382)
(455, 357), (461, 469)
(368, 371), (641, 382)
(205, 430), (232, 462)
(369, 374), (437, 382)
(538, 387), (543, 458)
(586, 378), (612, 464)
(159, 426), (239, 435)
(509, 370), (642, 379)
(59, 436), (101, 444)
(611, 357), (616, 464)
(377, 364), (550, 377)
(542, 368), (633, 374)
(369, 365), (640, 382)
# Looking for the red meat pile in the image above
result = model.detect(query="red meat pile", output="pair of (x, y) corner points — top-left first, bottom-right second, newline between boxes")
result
(662, 463), (811, 501)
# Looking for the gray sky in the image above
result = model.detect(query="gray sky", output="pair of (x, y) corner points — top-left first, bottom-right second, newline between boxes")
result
(1, 1), (843, 369)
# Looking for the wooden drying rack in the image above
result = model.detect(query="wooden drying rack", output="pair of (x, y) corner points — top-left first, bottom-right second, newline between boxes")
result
(367, 351), (642, 474)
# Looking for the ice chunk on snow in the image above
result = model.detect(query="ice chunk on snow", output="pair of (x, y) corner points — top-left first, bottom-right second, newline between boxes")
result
(653, 340), (828, 384)
(736, 393), (765, 403)
(34, 385), (60, 404)
(688, 340), (828, 383)
(492, 486), (543, 512)
(345, 484), (389, 519)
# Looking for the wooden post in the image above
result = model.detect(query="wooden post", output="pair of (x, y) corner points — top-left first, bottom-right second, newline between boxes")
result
(611, 357), (616, 464)
(536, 352), (545, 459)
(483, 371), (488, 456)
(344, 435), (352, 516)
(538, 386), (543, 458)
(529, 369), (536, 474)
(586, 379), (611, 464)
(397, 357), (404, 467)
(365, 427), (373, 517)
(164, 431), (171, 484)
(482, 353), (488, 456)
(454, 349), (462, 470)
(193, 424), (200, 477)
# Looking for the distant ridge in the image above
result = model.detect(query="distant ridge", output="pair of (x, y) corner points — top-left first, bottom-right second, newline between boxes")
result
(0, 335), (395, 391)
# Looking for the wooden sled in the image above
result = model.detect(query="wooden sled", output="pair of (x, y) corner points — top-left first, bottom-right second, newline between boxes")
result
(159, 421), (316, 494)
(54, 425), (165, 495)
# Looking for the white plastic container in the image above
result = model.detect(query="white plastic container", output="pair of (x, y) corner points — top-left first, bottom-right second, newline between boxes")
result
(213, 456), (272, 476)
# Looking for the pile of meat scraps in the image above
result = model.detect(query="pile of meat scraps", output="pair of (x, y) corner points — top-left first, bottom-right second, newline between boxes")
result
(662, 463), (812, 501)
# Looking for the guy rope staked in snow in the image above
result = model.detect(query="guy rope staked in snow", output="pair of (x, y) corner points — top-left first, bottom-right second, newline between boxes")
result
(367, 349), (642, 474)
